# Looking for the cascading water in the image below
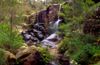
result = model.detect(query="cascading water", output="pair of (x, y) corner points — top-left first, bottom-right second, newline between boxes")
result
(52, 4), (62, 33)
(58, 4), (62, 20)
(52, 19), (61, 33)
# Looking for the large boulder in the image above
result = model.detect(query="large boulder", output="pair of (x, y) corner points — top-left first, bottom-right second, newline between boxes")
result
(0, 48), (16, 65)
(16, 45), (41, 65)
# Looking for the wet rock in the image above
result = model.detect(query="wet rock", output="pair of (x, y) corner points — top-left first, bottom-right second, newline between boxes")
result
(36, 31), (44, 40)
(26, 38), (39, 46)
(21, 31), (27, 35)
(40, 33), (59, 48)
(26, 40), (34, 46)
(39, 26), (44, 31)
(48, 37), (58, 42)
(33, 29), (38, 33)
(22, 23), (47, 46)
(30, 32), (35, 37)
(16, 45), (41, 65)
(23, 34), (32, 41)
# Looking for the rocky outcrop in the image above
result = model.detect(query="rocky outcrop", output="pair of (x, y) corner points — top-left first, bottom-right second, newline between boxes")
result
(0, 48), (16, 65)
(34, 4), (61, 27)
(16, 45), (41, 65)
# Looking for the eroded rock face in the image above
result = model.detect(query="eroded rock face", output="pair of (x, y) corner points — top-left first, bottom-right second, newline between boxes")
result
(34, 4), (60, 27)
(16, 45), (41, 65)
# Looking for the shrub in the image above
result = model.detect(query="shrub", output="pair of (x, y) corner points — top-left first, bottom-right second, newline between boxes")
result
(38, 47), (55, 64)
(0, 51), (8, 65)
(0, 23), (27, 54)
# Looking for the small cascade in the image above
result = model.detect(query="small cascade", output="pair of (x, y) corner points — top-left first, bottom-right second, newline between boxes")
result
(40, 4), (62, 49)
(52, 4), (62, 33)
(52, 20), (61, 33)
(58, 4), (62, 20)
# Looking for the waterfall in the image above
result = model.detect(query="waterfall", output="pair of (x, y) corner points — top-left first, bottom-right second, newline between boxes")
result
(52, 4), (62, 33)
(52, 19), (61, 33)
(58, 4), (62, 20)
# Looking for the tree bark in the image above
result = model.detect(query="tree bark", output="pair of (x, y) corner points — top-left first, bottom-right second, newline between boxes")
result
(10, 16), (13, 34)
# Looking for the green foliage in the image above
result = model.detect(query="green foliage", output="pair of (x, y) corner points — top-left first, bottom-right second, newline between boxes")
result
(0, 23), (27, 54)
(58, 0), (100, 65)
(0, 0), (25, 32)
(39, 47), (55, 63)
(0, 51), (8, 65)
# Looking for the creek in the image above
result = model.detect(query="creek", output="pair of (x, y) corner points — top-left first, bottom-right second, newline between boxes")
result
(21, 4), (70, 65)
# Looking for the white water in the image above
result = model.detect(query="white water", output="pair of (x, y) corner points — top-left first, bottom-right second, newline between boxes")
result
(52, 4), (62, 33)
(52, 19), (61, 33)
(58, 4), (62, 20)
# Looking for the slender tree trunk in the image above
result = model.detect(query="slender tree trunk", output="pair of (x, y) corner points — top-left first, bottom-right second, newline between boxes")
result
(10, 7), (13, 34)
(10, 16), (13, 34)
(72, 0), (74, 20)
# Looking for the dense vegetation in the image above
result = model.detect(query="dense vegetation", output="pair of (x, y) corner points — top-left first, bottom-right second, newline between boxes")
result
(58, 0), (100, 65)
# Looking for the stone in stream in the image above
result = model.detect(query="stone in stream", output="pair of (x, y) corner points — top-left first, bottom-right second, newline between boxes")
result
(36, 31), (44, 41)
(23, 34), (32, 41)
(21, 31), (32, 41)
(40, 33), (59, 48)
(30, 32), (35, 37)
(39, 26), (44, 31)
(33, 29), (44, 40)
(33, 29), (38, 33)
